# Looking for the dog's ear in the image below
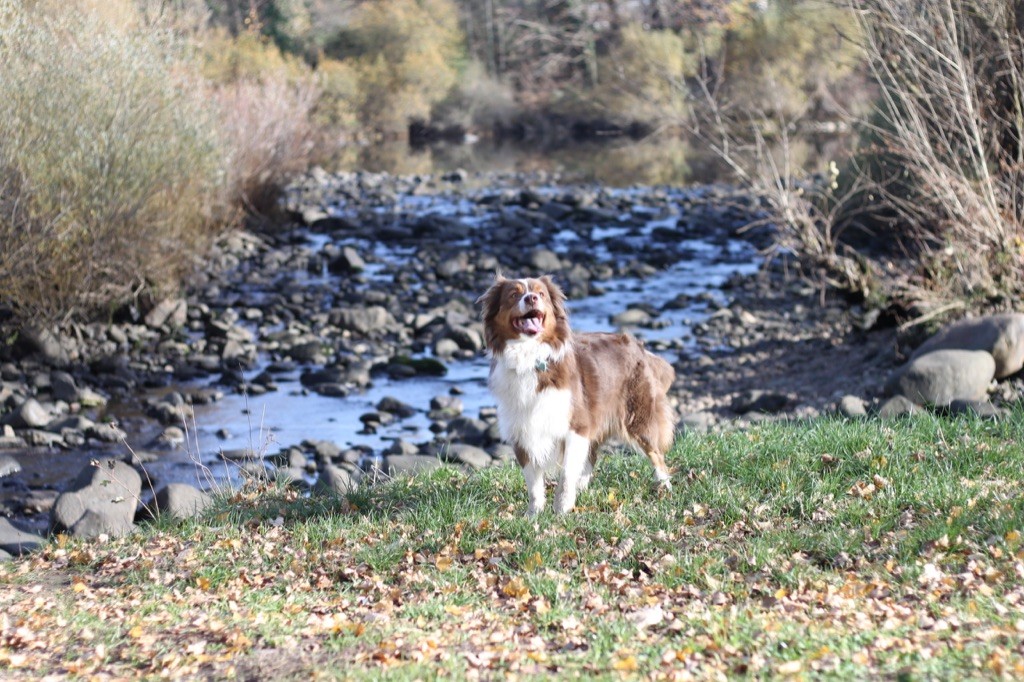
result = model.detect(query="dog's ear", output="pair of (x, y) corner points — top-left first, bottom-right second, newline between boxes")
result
(540, 275), (568, 321)
(476, 274), (508, 316)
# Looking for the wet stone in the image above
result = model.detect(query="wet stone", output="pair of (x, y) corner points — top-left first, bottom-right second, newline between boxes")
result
(446, 417), (491, 446)
(5, 398), (51, 430)
(23, 430), (65, 448)
(313, 464), (358, 495)
(879, 395), (919, 419)
(838, 395), (868, 418)
(306, 440), (343, 461)
(383, 439), (420, 456)
(311, 383), (349, 398)
(0, 453), (22, 477)
(611, 309), (652, 327)
(376, 397), (416, 419)
(434, 338), (460, 359)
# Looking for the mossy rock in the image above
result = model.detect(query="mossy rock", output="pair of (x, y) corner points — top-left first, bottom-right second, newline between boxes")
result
(390, 355), (447, 377)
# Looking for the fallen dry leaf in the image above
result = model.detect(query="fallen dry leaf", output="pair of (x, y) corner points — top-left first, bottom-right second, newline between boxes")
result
(777, 659), (803, 675)
(627, 605), (665, 630)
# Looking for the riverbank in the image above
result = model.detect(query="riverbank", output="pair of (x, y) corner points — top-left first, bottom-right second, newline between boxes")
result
(0, 170), (911, 534)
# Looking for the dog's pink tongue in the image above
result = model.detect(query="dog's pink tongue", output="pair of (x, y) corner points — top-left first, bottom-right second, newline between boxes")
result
(516, 316), (543, 335)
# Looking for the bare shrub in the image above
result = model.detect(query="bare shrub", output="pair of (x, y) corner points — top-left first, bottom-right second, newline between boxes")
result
(214, 77), (319, 217)
(845, 0), (1024, 304)
(0, 0), (224, 323)
(691, 88), (880, 302)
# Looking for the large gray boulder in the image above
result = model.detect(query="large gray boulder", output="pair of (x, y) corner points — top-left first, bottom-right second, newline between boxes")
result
(52, 459), (141, 538)
(384, 455), (442, 478)
(331, 306), (397, 336)
(144, 298), (188, 330)
(446, 416), (491, 446)
(313, 464), (358, 495)
(912, 313), (1024, 379)
(529, 248), (562, 272)
(889, 349), (995, 406)
(878, 395), (920, 419)
(838, 395), (868, 418)
(445, 443), (493, 470)
(18, 325), (70, 365)
(150, 483), (213, 520)
(0, 453), (22, 477)
(329, 246), (366, 273)
(50, 371), (80, 403)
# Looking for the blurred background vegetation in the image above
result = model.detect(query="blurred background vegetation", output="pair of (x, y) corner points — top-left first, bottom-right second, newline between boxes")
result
(1, 0), (1021, 326)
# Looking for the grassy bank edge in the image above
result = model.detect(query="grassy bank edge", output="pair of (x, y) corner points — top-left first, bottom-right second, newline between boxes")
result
(3, 409), (1024, 677)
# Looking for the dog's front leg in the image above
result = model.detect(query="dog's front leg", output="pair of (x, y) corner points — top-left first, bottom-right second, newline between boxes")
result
(554, 432), (590, 514)
(522, 461), (546, 517)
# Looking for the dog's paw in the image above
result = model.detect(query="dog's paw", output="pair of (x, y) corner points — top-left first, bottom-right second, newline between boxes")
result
(656, 479), (673, 497)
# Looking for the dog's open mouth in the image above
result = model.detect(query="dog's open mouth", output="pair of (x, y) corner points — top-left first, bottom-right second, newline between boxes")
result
(513, 310), (545, 336)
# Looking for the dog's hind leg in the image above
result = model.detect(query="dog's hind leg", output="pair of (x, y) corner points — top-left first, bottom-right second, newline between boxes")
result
(643, 446), (672, 490)
(638, 413), (674, 490)
(555, 432), (590, 514)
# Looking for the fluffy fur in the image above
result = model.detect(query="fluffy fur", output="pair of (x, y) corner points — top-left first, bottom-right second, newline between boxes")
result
(477, 274), (676, 515)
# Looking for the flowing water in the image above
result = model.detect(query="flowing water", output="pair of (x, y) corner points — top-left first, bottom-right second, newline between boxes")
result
(184, 186), (761, 466)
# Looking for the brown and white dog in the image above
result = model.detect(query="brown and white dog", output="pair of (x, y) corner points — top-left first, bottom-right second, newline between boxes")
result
(477, 274), (675, 516)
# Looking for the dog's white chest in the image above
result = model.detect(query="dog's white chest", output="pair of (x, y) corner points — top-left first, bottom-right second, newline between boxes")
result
(489, 340), (571, 469)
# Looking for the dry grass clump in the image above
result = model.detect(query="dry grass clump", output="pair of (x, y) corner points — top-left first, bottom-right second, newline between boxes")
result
(0, 1), (321, 324)
(0, 0), (224, 323)
(688, 1), (1024, 314)
(844, 0), (1024, 306)
(214, 78), (319, 216)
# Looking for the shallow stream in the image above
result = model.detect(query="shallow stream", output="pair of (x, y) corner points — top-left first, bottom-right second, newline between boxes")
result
(185, 186), (760, 466)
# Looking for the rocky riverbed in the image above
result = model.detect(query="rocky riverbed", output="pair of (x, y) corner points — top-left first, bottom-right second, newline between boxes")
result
(3, 169), (1018, 547)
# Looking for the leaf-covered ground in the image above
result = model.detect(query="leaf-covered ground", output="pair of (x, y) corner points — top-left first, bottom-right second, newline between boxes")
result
(3, 412), (1024, 679)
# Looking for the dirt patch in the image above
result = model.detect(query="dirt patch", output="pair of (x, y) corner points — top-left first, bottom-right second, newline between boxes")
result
(672, 269), (901, 425)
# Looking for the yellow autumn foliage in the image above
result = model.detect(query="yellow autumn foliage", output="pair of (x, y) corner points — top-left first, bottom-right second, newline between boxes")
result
(327, 0), (464, 135)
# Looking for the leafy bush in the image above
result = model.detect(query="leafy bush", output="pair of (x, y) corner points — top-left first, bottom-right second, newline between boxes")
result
(324, 0), (463, 135)
(311, 58), (361, 133)
(0, 0), (225, 323)
(593, 24), (706, 125)
(430, 60), (518, 133)
(718, 1), (864, 122)
(200, 28), (311, 85)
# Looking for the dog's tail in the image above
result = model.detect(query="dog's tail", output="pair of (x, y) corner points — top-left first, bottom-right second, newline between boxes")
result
(646, 351), (675, 393)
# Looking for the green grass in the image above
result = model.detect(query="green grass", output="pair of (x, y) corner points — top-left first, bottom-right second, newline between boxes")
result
(3, 410), (1024, 678)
